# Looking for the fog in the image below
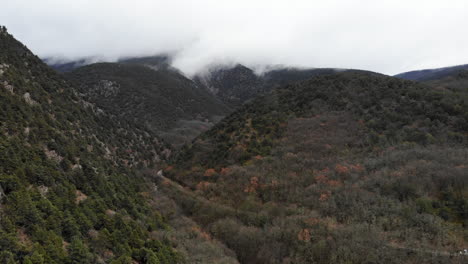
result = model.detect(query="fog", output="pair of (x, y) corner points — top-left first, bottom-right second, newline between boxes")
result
(2, 0), (468, 76)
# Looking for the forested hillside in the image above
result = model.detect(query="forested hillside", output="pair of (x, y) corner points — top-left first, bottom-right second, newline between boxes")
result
(0, 26), (182, 263)
(165, 71), (468, 263)
(66, 63), (230, 147)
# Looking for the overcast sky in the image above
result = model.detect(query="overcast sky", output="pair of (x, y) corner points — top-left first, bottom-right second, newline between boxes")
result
(2, 0), (468, 76)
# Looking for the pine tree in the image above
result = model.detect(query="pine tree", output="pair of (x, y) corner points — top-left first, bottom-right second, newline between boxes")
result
(68, 237), (92, 264)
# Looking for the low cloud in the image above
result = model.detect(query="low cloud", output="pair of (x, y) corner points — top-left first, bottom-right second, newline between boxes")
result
(2, 0), (468, 76)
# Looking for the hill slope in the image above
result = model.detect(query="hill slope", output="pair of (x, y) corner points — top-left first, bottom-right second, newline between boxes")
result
(66, 63), (231, 147)
(0, 26), (184, 263)
(165, 71), (468, 263)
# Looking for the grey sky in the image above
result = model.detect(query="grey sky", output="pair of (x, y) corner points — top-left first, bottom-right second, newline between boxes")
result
(2, 0), (468, 76)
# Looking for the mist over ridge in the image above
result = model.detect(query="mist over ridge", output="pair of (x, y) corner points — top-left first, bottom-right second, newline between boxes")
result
(3, 0), (468, 76)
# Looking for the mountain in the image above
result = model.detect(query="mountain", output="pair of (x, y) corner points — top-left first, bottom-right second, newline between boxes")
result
(193, 64), (264, 107)
(194, 64), (346, 107)
(164, 71), (468, 263)
(395, 64), (468, 81)
(0, 26), (187, 263)
(65, 62), (231, 147)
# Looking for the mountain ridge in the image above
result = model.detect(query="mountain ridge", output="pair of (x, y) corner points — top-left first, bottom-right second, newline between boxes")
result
(395, 64), (468, 81)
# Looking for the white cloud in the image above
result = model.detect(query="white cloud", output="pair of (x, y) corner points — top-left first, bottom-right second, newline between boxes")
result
(2, 0), (468, 75)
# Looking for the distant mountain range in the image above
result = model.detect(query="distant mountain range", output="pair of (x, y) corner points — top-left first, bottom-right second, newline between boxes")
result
(46, 55), (468, 84)
(47, 56), (356, 146)
(48, 55), (468, 151)
(395, 64), (468, 81)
